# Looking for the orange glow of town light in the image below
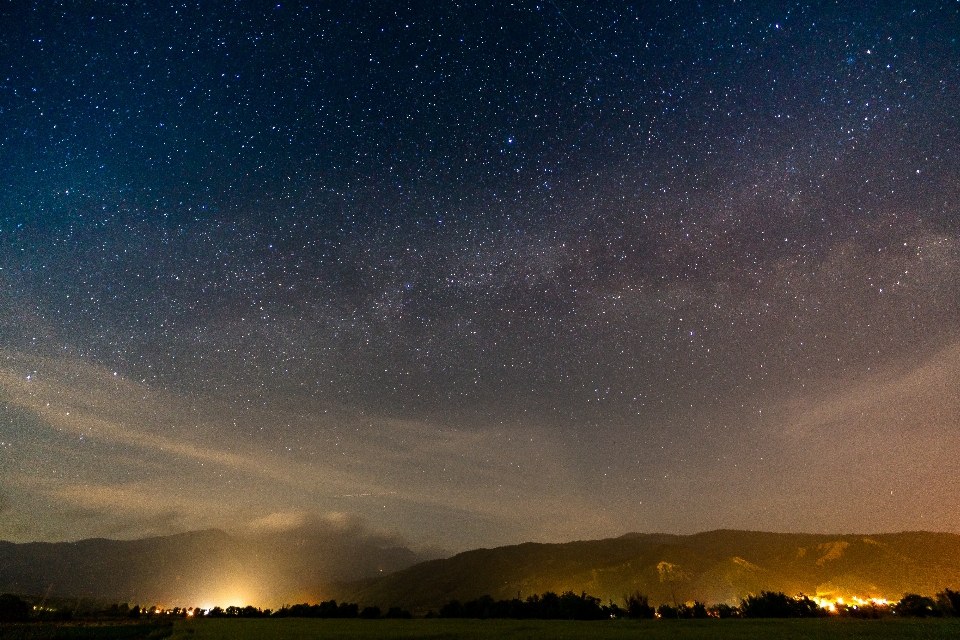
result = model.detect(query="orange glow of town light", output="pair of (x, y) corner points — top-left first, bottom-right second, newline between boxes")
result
(810, 595), (889, 612)
(197, 581), (258, 610)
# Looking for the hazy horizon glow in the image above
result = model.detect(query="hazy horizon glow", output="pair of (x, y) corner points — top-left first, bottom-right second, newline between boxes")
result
(2, 2), (959, 555)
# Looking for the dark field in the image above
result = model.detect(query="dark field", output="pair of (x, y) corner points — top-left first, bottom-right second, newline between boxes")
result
(6, 618), (960, 639)
(0, 621), (173, 640)
(163, 617), (960, 639)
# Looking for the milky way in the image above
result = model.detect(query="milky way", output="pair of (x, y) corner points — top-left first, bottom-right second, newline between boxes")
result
(1, 2), (959, 552)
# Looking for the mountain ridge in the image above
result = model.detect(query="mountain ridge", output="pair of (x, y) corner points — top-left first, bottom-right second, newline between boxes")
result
(0, 526), (420, 606)
(4, 528), (959, 611)
(329, 529), (960, 611)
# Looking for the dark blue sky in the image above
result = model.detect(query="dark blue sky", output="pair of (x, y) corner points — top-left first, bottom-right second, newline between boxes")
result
(2, 1), (959, 552)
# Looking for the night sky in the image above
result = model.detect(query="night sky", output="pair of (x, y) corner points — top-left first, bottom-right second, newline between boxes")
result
(2, 1), (959, 554)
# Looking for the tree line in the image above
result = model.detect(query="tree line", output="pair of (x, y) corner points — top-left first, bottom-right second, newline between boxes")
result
(439, 591), (616, 620)
(0, 594), (410, 623)
(212, 601), (413, 619)
(436, 588), (960, 620)
(3, 588), (960, 623)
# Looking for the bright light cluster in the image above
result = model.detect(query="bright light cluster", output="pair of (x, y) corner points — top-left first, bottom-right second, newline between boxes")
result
(150, 606), (204, 616)
(810, 596), (889, 613)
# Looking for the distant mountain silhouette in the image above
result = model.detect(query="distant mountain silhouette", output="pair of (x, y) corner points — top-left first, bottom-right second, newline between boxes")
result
(6, 529), (960, 611)
(332, 530), (960, 611)
(0, 526), (421, 606)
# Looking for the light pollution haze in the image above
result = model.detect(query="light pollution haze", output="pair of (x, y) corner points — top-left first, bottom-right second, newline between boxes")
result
(1, 1), (959, 556)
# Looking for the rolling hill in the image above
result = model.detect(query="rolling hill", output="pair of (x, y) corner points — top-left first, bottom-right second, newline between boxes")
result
(0, 527), (420, 606)
(5, 528), (959, 612)
(332, 530), (960, 612)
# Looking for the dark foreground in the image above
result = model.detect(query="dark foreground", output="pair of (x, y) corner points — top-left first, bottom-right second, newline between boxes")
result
(5, 618), (960, 640)
(163, 617), (960, 639)
(0, 621), (173, 639)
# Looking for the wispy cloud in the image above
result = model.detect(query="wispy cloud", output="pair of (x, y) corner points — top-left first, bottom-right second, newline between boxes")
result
(0, 349), (620, 547)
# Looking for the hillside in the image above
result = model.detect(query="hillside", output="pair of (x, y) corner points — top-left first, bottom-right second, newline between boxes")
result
(0, 528), (420, 606)
(5, 528), (959, 611)
(332, 530), (960, 611)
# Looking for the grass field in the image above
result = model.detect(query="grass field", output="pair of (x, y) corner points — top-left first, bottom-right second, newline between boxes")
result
(164, 617), (960, 640)
(0, 621), (173, 639)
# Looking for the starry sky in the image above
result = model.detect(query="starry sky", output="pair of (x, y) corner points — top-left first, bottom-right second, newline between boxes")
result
(1, 1), (959, 554)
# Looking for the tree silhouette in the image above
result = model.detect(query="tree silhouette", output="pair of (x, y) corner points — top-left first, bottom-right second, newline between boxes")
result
(624, 591), (655, 619)
(359, 605), (381, 619)
(384, 606), (412, 619)
(937, 588), (960, 616)
(896, 593), (941, 617)
(0, 594), (30, 623)
(741, 591), (825, 618)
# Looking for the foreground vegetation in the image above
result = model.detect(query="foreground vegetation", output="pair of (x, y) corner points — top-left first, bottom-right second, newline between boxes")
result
(5, 588), (960, 623)
(6, 589), (960, 638)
